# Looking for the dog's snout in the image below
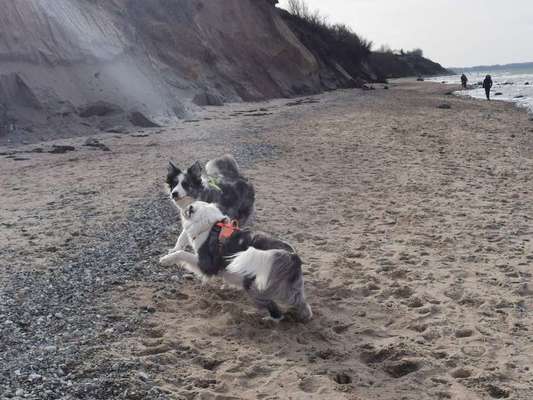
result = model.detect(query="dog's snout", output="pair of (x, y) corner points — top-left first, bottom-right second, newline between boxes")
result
(172, 191), (180, 199)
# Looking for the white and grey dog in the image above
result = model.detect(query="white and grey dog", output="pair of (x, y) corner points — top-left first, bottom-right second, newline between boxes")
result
(159, 201), (312, 322)
(165, 154), (255, 253)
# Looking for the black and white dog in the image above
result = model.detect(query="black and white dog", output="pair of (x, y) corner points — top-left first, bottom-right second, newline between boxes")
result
(159, 201), (312, 322)
(166, 154), (255, 253)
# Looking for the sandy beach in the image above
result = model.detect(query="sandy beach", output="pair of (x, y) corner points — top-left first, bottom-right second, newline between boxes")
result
(1, 81), (533, 399)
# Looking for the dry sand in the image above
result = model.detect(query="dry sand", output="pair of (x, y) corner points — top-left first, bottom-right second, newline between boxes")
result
(1, 81), (533, 399)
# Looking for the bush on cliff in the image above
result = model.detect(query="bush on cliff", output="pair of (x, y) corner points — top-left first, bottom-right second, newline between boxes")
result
(281, 0), (372, 82)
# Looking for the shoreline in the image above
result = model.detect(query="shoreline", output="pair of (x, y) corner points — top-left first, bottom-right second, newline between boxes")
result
(2, 80), (533, 399)
(427, 74), (533, 117)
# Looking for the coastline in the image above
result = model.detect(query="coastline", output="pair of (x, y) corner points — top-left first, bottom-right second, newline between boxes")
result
(427, 74), (533, 117)
(1, 81), (533, 399)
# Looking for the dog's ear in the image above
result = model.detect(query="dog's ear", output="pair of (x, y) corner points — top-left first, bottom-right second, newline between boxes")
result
(167, 161), (181, 182)
(187, 161), (203, 182)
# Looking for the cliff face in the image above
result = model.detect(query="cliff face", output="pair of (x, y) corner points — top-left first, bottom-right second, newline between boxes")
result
(0, 0), (448, 143)
(0, 0), (320, 139)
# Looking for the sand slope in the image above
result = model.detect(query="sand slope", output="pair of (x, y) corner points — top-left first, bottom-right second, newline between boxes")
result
(0, 0), (319, 139)
(1, 82), (532, 399)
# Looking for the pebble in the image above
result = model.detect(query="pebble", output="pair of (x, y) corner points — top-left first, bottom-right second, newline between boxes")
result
(28, 373), (42, 381)
(138, 372), (149, 381)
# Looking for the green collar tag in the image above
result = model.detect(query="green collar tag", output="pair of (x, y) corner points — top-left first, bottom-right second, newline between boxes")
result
(207, 176), (222, 192)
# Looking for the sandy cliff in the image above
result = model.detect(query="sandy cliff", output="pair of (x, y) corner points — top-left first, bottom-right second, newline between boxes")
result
(0, 0), (319, 140)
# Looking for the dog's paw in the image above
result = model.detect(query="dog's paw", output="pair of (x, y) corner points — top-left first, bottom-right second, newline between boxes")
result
(262, 315), (284, 323)
(159, 254), (176, 267)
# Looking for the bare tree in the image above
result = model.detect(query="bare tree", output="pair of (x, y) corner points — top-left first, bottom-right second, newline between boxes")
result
(287, 0), (309, 18)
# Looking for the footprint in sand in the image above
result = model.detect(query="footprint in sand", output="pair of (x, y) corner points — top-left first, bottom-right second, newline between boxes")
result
(454, 328), (474, 338)
(299, 376), (323, 393)
(450, 367), (472, 379)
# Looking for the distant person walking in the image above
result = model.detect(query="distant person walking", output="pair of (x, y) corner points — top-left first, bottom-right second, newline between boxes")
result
(460, 74), (468, 89)
(483, 75), (493, 100)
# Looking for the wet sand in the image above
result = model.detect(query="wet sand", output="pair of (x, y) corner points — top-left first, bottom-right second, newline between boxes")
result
(1, 81), (533, 399)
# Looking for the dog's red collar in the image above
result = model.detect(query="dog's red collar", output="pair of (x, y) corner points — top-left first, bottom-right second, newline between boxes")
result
(216, 219), (240, 240)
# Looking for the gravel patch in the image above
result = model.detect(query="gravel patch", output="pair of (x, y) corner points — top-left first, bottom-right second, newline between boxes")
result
(0, 192), (178, 399)
(0, 143), (274, 399)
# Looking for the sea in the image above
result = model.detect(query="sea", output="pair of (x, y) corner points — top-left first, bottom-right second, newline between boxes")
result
(428, 67), (533, 115)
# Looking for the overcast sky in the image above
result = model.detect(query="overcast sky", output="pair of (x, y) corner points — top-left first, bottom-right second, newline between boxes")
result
(278, 0), (533, 68)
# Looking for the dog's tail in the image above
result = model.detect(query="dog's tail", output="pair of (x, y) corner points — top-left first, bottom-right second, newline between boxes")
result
(206, 154), (240, 179)
(226, 248), (312, 320)
(226, 248), (277, 291)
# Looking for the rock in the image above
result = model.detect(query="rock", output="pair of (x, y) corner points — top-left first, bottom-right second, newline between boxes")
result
(514, 95), (525, 98)
(128, 111), (161, 128)
(105, 126), (127, 134)
(333, 372), (352, 384)
(417, 77), (425, 82)
(445, 91), (454, 95)
(455, 328), (473, 338)
(28, 373), (42, 381)
(84, 138), (111, 152)
(384, 359), (421, 378)
(437, 103), (451, 109)
(138, 372), (149, 381)
(450, 367), (472, 379)
(353, 77), (368, 89)
(140, 306), (156, 313)
(43, 345), (57, 352)
(48, 145), (76, 154)
(78, 101), (123, 118)
(525, 82), (530, 85)
(192, 91), (224, 106)
(15, 389), (24, 396)
(494, 92), (503, 96)
(383, 85), (389, 90)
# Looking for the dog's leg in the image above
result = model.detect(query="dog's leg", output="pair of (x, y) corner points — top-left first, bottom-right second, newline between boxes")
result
(160, 250), (196, 267)
(159, 250), (204, 279)
(295, 301), (313, 321)
(169, 230), (189, 253)
(252, 297), (284, 322)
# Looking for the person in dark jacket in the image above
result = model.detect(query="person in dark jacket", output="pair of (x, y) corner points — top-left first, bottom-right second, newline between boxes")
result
(483, 75), (493, 100)
(461, 74), (468, 89)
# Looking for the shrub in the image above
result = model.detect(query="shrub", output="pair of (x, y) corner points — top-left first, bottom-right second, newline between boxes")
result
(285, 0), (372, 62)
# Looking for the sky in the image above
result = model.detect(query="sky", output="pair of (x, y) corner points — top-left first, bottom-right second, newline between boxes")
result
(277, 0), (533, 68)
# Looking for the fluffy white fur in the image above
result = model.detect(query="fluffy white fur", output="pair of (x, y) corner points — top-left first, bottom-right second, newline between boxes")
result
(160, 201), (312, 321)
(160, 202), (223, 277)
(225, 248), (275, 291)
(160, 202), (273, 291)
